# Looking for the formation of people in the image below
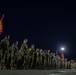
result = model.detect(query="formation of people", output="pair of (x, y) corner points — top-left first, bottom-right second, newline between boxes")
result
(0, 35), (76, 70)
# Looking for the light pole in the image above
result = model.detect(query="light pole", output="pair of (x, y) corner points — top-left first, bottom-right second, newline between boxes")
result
(56, 50), (58, 55)
(56, 47), (65, 55)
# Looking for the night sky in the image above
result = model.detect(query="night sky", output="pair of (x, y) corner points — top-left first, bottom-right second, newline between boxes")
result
(0, 2), (76, 59)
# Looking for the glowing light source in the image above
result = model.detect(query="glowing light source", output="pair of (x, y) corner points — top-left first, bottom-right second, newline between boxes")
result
(61, 47), (65, 51)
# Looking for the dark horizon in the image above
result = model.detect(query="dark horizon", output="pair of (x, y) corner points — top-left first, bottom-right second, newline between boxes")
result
(0, 2), (76, 59)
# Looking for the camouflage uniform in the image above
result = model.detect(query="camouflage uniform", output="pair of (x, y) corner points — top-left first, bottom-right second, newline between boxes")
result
(21, 42), (28, 68)
(71, 60), (75, 69)
(21, 39), (28, 52)
(75, 62), (76, 69)
(6, 46), (12, 69)
(44, 50), (48, 69)
(41, 50), (45, 69)
(56, 55), (60, 69)
(64, 58), (67, 69)
(21, 39), (28, 69)
(0, 35), (10, 69)
(67, 60), (71, 69)
(47, 50), (51, 69)
(43, 50), (47, 69)
(60, 58), (64, 69)
(28, 48), (34, 69)
(32, 48), (37, 69)
(51, 53), (56, 69)
(36, 48), (40, 69)
(17, 47), (25, 69)
(11, 41), (18, 69)
(39, 49), (43, 69)
(73, 62), (75, 69)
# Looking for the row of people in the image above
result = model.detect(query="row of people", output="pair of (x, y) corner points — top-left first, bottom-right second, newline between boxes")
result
(0, 35), (76, 69)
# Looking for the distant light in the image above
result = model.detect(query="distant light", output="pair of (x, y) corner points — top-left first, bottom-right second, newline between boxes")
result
(61, 47), (65, 51)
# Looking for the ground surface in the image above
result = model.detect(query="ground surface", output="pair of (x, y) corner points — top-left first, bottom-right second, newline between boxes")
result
(0, 69), (76, 75)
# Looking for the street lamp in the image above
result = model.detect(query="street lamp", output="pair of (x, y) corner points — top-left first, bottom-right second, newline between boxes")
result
(56, 47), (65, 55)
(61, 47), (65, 51)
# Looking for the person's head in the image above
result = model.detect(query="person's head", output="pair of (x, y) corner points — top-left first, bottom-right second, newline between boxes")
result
(5, 36), (8, 40)
(7, 35), (10, 40)
(36, 48), (39, 52)
(44, 50), (46, 52)
(16, 41), (18, 45)
(24, 38), (28, 44)
(56, 55), (59, 58)
(40, 49), (43, 52)
(53, 53), (55, 56)
(5, 35), (10, 40)
(13, 41), (18, 45)
(31, 44), (35, 49)
(48, 50), (50, 53)
(51, 53), (53, 55)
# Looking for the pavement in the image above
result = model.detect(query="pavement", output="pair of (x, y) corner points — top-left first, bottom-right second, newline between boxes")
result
(0, 69), (76, 75)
